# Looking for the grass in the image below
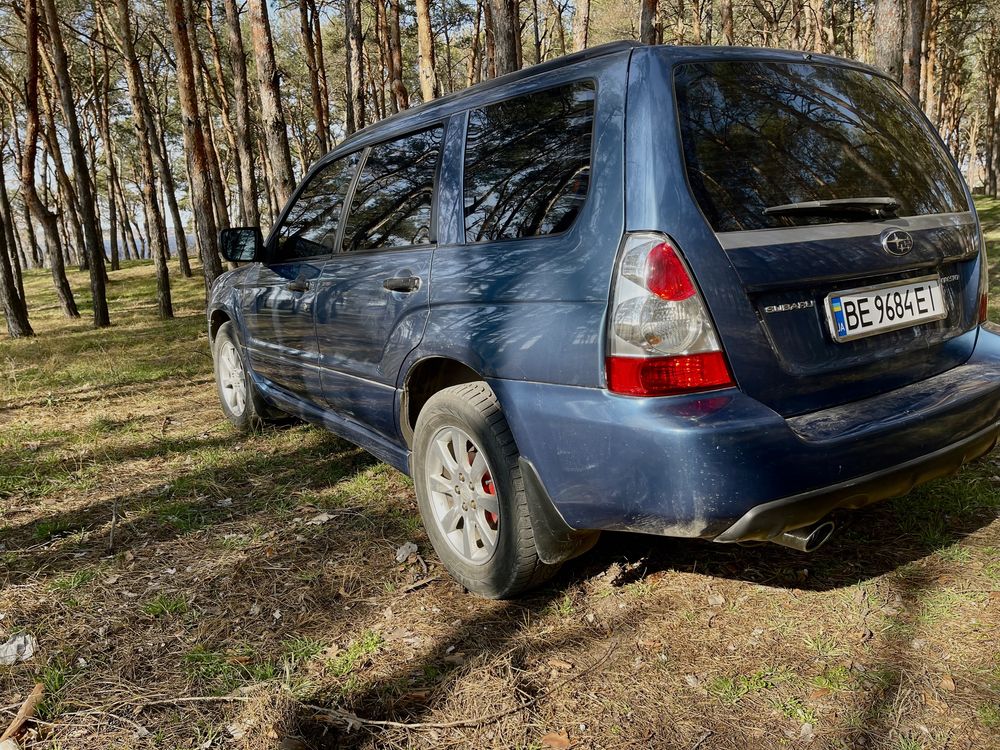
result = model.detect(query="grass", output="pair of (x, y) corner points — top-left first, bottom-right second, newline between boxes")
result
(2, 200), (1000, 748)
(329, 630), (383, 677)
(142, 592), (189, 617)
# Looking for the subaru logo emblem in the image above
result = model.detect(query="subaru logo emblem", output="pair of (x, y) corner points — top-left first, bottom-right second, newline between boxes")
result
(881, 229), (913, 256)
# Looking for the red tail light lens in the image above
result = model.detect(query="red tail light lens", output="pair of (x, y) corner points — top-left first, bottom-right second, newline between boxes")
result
(979, 292), (988, 324)
(646, 242), (696, 301)
(606, 352), (734, 397)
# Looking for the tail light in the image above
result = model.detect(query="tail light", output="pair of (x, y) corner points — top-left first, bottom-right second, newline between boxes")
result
(606, 233), (735, 397)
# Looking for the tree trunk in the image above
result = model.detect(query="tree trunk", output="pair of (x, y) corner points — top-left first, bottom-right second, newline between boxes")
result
(0, 145), (28, 321)
(721, 0), (734, 44)
(573, 0), (590, 50)
(186, 0), (230, 231)
(489, 0), (521, 75)
(113, 0), (173, 318)
(873, 0), (905, 83)
(387, 0), (409, 110)
(416, 0), (439, 101)
(21, 0), (78, 318)
(165, 0), (223, 290)
(153, 111), (193, 277)
(41, 0), (110, 327)
(247, 0), (296, 208)
(299, 0), (328, 153)
(345, 0), (366, 134)
(0, 207), (32, 338)
(222, 0), (261, 229)
(640, 0), (658, 44)
(469, 0), (483, 84)
(484, 0), (497, 78)
(967, 109), (980, 191)
(901, 0), (925, 101)
(97, 25), (120, 273)
(310, 0), (331, 143)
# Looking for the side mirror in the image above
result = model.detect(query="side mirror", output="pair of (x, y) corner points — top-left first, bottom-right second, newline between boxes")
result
(220, 227), (264, 263)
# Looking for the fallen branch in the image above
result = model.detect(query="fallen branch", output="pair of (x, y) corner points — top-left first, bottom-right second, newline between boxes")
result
(0, 683), (44, 742)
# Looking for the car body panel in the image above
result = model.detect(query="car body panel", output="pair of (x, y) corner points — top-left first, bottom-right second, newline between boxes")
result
(207, 42), (999, 548)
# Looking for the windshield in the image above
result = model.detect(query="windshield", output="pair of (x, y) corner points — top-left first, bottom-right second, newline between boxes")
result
(673, 61), (968, 232)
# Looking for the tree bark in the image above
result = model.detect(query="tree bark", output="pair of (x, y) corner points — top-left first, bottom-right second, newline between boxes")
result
(112, 0), (173, 319)
(873, 0), (905, 83)
(96, 14), (120, 272)
(21, 0), (78, 318)
(721, 0), (734, 44)
(640, 0), (658, 44)
(165, 0), (223, 289)
(310, 0), (331, 143)
(299, 0), (328, 153)
(153, 108), (192, 277)
(345, 0), (366, 134)
(0, 206), (32, 338)
(901, 0), (925, 101)
(489, 0), (521, 75)
(416, 0), (439, 101)
(387, 0), (409, 110)
(0, 143), (29, 327)
(41, 0), (109, 327)
(247, 0), (296, 207)
(573, 0), (590, 50)
(222, 0), (261, 229)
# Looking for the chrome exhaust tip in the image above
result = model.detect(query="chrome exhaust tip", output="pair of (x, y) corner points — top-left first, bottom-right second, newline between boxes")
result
(772, 520), (835, 553)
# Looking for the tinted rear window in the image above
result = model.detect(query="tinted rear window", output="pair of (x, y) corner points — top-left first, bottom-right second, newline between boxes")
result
(464, 81), (595, 243)
(674, 61), (967, 232)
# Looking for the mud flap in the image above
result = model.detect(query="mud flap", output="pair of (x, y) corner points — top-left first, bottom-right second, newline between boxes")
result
(519, 457), (600, 564)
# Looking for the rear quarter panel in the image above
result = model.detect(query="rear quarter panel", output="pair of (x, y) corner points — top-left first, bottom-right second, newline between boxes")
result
(413, 51), (631, 387)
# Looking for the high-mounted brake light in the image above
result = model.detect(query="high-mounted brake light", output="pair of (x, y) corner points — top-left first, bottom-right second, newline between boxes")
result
(606, 233), (734, 397)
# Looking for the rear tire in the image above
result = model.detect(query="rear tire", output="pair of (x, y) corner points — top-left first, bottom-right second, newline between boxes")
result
(212, 321), (275, 431)
(412, 382), (559, 598)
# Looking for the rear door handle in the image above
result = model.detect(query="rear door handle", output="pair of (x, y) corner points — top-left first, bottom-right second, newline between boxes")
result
(285, 278), (310, 292)
(383, 276), (422, 293)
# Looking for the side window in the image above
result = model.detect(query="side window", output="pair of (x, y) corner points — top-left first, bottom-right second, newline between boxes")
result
(464, 82), (595, 243)
(342, 126), (443, 252)
(275, 153), (360, 261)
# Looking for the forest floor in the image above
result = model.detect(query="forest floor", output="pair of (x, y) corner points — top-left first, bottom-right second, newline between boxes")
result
(2, 200), (1000, 750)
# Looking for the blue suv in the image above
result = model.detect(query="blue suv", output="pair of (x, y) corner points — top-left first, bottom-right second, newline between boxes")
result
(209, 42), (1000, 597)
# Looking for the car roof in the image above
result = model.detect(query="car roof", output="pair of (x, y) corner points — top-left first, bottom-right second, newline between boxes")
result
(318, 41), (887, 166)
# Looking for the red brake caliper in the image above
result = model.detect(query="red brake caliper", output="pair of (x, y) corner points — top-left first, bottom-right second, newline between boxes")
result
(481, 471), (498, 529)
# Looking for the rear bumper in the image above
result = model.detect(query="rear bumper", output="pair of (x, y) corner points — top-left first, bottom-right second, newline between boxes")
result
(488, 326), (1000, 540)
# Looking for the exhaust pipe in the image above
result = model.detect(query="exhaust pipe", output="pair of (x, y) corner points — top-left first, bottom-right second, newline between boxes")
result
(772, 520), (835, 552)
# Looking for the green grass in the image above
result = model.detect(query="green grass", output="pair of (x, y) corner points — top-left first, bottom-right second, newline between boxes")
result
(329, 630), (383, 677)
(776, 697), (818, 725)
(142, 593), (189, 617)
(707, 668), (786, 704)
(50, 569), (97, 592)
(284, 636), (326, 662)
(182, 645), (280, 694)
(811, 665), (853, 692)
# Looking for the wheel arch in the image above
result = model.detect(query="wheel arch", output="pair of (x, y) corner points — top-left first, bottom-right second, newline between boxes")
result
(400, 356), (483, 446)
(208, 308), (232, 344)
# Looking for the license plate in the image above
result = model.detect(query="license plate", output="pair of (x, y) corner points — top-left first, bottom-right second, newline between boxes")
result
(826, 275), (946, 343)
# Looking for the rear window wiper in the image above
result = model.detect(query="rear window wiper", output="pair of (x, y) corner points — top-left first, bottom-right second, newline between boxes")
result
(763, 197), (900, 220)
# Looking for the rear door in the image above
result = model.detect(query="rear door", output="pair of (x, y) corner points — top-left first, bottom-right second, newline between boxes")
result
(639, 54), (982, 416)
(242, 153), (360, 402)
(313, 125), (443, 440)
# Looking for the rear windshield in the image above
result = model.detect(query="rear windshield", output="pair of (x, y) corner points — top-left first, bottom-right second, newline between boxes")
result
(673, 61), (967, 233)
